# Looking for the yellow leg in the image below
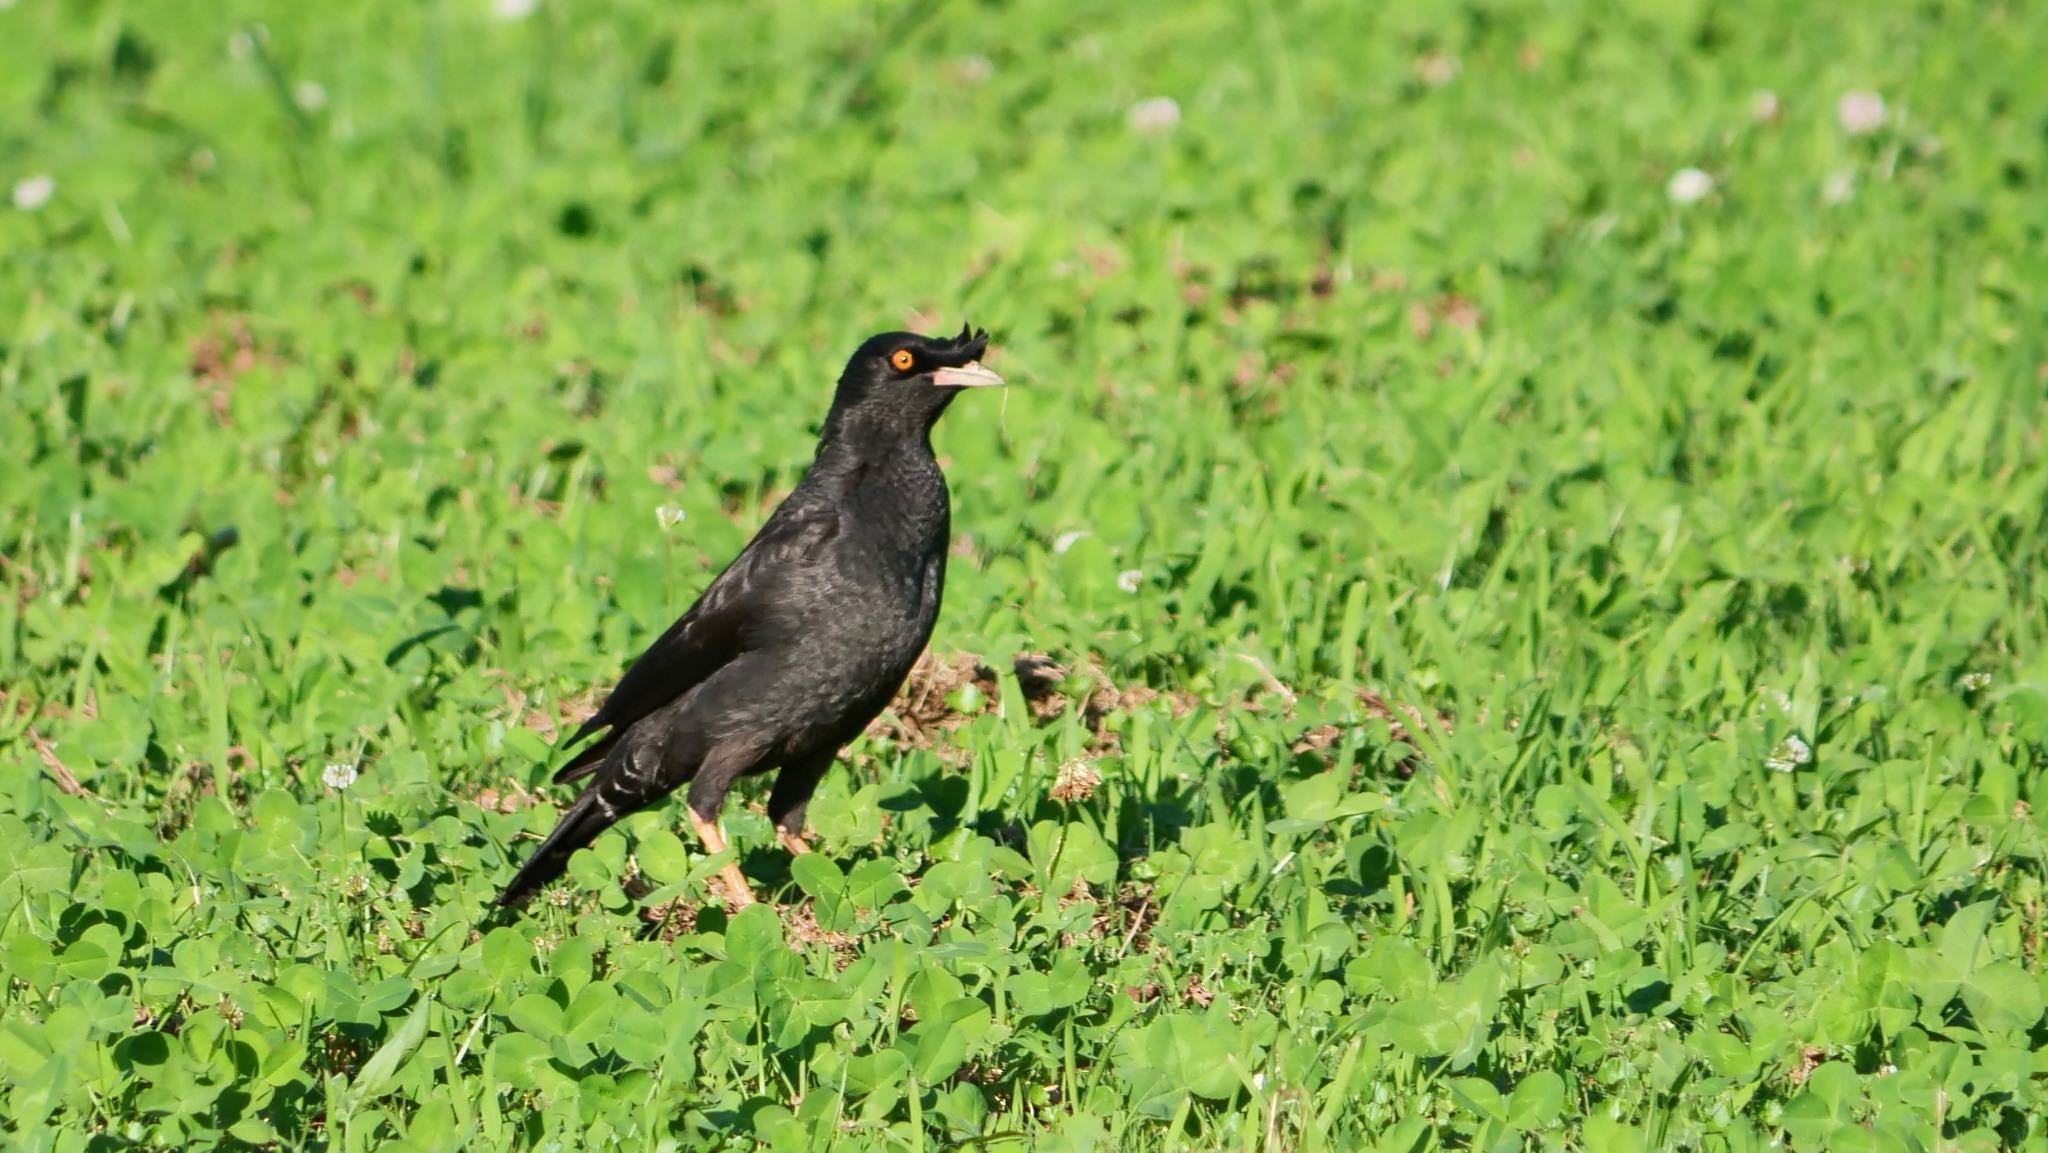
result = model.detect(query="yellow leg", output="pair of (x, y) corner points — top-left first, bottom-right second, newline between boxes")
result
(687, 810), (755, 907)
(776, 827), (813, 856)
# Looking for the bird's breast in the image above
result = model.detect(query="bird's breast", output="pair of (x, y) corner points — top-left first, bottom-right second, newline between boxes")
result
(773, 449), (951, 669)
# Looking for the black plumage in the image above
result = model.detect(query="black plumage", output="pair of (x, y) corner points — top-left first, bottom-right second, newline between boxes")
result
(498, 324), (1003, 908)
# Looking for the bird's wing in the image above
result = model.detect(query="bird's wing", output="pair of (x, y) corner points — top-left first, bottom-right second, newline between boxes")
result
(553, 502), (841, 781)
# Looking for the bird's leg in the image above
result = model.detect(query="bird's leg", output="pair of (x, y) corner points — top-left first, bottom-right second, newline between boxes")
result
(767, 750), (833, 861)
(686, 809), (755, 908)
(683, 740), (772, 908)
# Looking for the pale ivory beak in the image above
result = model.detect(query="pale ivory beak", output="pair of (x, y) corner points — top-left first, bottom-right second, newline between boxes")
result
(931, 361), (1004, 388)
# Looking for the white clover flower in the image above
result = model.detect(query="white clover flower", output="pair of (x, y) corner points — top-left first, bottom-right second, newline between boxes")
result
(1666, 167), (1714, 205)
(322, 762), (360, 790)
(1837, 90), (1885, 135)
(294, 82), (327, 112)
(1958, 671), (1992, 691)
(492, 0), (538, 21)
(1116, 569), (1143, 593)
(1052, 530), (1091, 554)
(1751, 91), (1781, 122)
(1126, 97), (1180, 136)
(1822, 168), (1857, 205)
(12, 175), (53, 212)
(1765, 735), (1811, 773)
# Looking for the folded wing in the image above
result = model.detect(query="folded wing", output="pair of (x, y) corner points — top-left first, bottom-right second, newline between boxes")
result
(552, 503), (840, 782)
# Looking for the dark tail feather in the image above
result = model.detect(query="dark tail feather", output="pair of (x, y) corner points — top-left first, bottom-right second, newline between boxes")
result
(497, 792), (614, 907)
(553, 732), (617, 785)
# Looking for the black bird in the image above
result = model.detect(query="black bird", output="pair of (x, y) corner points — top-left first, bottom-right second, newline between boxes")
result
(498, 325), (1004, 908)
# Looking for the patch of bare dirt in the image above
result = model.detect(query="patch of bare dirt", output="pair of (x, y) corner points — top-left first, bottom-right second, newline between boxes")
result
(1291, 690), (1455, 779)
(867, 650), (1204, 764)
(1788, 1046), (1827, 1088)
(488, 673), (600, 743)
(639, 898), (697, 942)
(784, 903), (858, 967)
(1011, 652), (1198, 752)
(1291, 725), (1344, 754)
(468, 776), (542, 815)
(872, 652), (1000, 748)
(1405, 293), (1484, 342)
(1090, 883), (1158, 955)
(188, 314), (281, 425)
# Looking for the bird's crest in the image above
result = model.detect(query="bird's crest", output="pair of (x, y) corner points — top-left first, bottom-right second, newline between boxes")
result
(940, 323), (991, 361)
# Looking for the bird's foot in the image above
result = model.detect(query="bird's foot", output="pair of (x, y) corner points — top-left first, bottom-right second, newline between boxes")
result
(776, 827), (814, 856)
(717, 863), (757, 908)
(688, 810), (757, 909)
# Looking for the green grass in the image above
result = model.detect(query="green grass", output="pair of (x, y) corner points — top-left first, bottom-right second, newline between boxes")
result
(4, 0), (2047, 1148)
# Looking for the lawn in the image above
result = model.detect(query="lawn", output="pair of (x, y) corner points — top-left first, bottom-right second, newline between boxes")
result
(3, 0), (2047, 1149)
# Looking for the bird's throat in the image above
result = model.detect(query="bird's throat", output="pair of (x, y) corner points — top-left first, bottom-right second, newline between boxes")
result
(818, 397), (951, 458)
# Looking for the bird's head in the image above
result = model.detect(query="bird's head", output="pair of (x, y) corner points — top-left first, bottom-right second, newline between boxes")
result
(827, 324), (1004, 435)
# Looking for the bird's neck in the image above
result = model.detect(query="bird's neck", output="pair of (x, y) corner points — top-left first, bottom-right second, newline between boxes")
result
(808, 409), (951, 541)
(810, 432), (939, 493)
(815, 400), (946, 459)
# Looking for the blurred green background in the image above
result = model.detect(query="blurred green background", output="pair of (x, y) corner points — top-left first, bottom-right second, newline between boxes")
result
(3, 0), (2047, 1149)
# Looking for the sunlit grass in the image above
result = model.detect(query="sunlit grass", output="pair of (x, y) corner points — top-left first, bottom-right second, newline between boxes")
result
(2, 0), (2046, 1149)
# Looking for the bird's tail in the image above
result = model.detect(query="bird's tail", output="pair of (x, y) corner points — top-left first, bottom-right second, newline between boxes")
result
(497, 792), (613, 907)
(552, 731), (617, 785)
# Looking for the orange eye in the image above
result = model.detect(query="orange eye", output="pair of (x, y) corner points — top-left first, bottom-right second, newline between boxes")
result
(890, 349), (916, 372)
